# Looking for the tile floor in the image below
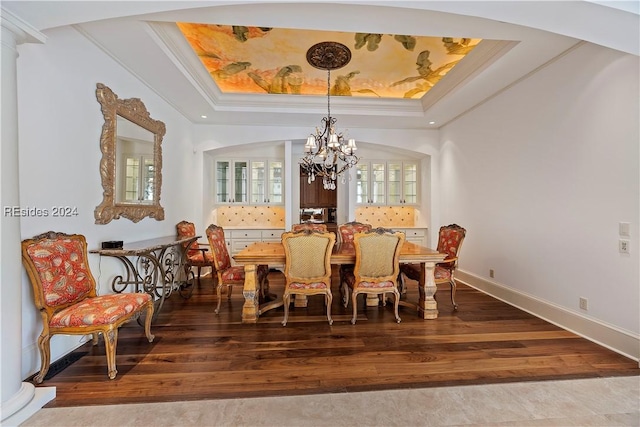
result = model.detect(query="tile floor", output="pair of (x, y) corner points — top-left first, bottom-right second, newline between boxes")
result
(20, 376), (639, 426)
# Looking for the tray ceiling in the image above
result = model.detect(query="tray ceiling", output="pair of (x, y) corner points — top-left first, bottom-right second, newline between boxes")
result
(177, 22), (481, 100)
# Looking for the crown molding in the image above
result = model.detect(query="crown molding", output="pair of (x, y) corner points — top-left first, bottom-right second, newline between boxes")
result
(1, 7), (46, 44)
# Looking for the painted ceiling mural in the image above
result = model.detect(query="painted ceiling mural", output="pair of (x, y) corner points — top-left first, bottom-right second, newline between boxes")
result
(177, 23), (481, 99)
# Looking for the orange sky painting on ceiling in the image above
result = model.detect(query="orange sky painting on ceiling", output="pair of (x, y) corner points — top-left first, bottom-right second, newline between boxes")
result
(177, 23), (481, 99)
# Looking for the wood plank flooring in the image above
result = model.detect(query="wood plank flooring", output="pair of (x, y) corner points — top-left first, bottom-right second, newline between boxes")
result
(36, 269), (639, 408)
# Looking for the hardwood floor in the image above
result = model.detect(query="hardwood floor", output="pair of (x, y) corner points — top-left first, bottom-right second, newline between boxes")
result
(36, 268), (638, 408)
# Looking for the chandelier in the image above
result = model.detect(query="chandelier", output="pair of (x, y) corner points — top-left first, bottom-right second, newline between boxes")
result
(300, 41), (359, 190)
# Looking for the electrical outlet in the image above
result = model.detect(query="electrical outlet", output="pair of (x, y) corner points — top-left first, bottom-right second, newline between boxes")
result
(579, 297), (588, 311)
(489, 269), (494, 278)
(619, 239), (630, 254)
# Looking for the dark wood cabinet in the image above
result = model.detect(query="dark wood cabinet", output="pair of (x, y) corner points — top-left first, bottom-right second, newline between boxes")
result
(300, 168), (336, 208)
(317, 184), (336, 207)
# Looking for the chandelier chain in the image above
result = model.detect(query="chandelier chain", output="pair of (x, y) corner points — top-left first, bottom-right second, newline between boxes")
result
(326, 69), (331, 121)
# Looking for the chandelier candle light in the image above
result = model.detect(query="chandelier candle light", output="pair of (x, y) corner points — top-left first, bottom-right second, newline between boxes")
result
(301, 41), (359, 190)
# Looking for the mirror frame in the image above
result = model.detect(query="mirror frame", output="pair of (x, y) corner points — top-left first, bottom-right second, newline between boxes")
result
(94, 83), (166, 224)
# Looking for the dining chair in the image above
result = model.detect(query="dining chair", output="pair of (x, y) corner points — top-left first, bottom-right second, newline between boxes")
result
(176, 220), (215, 286)
(343, 227), (405, 324)
(21, 231), (155, 383)
(337, 221), (372, 307)
(400, 224), (466, 309)
(281, 229), (336, 326)
(291, 222), (328, 232)
(206, 224), (268, 314)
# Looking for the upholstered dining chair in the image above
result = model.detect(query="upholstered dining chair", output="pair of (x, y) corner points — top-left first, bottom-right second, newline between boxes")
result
(291, 222), (328, 233)
(400, 224), (467, 309)
(21, 231), (155, 383)
(176, 220), (215, 286)
(343, 228), (405, 324)
(205, 224), (268, 314)
(281, 229), (336, 326)
(337, 221), (372, 307)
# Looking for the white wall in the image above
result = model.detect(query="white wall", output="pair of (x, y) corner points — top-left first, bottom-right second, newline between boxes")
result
(16, 25), (197, 378)
(439, 42), (639, 336)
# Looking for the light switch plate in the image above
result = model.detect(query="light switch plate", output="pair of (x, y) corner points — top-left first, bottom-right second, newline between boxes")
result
(619, 222), (630, 237)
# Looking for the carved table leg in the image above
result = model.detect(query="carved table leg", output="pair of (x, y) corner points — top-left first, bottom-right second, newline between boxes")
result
(242, 264), (259, 323)
(418, 262), (439, 319)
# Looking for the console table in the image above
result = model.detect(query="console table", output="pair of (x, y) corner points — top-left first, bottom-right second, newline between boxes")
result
(90, 235), (199, 319)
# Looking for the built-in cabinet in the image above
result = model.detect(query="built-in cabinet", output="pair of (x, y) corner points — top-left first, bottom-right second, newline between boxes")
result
(300, 168), (337, 208)
(228, 229), (285, 257)
(356, 161), (386, 205)
(387, 161), (418, 205)
(394, 228), (427, 246)
(215, 159), (283, 205)
(212, 155), (419, 208)
(356, 160), (418, 205)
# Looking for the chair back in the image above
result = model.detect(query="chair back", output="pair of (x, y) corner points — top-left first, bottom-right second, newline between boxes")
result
(176, 220), (199, 255)
(338, 221), (372, 244)
(282, 230), (335, 284)
(436, 224), (466, 269)
(206, 224), (232, 271)
(353, 228), (405, 284)
(291, 222), (328, 233)
(21, 231), (97, 318)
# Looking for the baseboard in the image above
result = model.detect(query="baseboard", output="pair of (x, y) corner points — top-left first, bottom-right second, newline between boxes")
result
(22, 335), (88, 381)
(456, 270), (640, 363)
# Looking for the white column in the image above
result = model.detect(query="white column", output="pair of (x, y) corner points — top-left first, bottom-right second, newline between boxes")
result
(0, 9), (54, 426)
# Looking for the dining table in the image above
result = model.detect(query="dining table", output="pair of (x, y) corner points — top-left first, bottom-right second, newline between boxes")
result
(233, 240), (447, 324)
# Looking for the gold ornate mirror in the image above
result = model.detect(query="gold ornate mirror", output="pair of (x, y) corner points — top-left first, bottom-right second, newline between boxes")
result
(94, 83), (165, 224)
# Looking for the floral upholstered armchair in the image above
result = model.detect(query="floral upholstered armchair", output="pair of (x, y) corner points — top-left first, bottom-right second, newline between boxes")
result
(205, 224), (268, 314)
(176, 220), (215, 286)
(21, 231), (155, 383)
(343, 228), (405, 324)
(400, 224), (467, 309)
(337, 221), (372, 307)
(281, 229), (336, 326)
